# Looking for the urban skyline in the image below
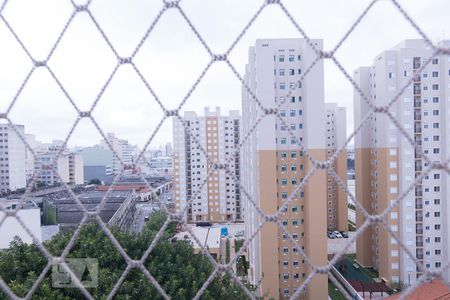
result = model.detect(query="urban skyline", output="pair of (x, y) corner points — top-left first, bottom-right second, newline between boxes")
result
(1, 1), (449, 148)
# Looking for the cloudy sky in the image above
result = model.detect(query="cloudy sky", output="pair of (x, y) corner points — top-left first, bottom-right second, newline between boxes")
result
(0, 0), (449, 150)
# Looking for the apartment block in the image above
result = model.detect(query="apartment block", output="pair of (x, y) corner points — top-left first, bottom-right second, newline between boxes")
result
(354, 39), (450, 286)
(101, 133), (133, 175)
(241, 39), (328, 300)
(173, 107), (241, 223)
(0, 124), (26, 192)
(35, 149), (84, 185)
(325, 103), (348, 231)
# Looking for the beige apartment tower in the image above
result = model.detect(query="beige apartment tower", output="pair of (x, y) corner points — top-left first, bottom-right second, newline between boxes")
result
(242, 39), (346, 300)
(173, 107), (241, 223)
(325, 103), (348, 232)
(354, 39), (450, 286)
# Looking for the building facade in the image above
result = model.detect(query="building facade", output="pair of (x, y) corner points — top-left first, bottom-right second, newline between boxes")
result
(241, 39), (328, 300)
(101, 133), (133, 175)
(325, 103), (348, 231)
(35, 149), (84, 186)
(354, 39), (450, 286)
(173, 107), (241, 223)
(0, 124), (26, 193)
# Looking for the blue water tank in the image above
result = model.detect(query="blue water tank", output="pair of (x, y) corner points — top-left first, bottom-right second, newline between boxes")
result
(220, 227), (228, 237)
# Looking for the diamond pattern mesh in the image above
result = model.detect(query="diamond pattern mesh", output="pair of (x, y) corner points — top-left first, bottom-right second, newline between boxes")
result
(0, 0), (449, 299)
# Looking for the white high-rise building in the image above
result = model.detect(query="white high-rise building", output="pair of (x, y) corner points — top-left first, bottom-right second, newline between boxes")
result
(354, 39), (450, 285)
(35, 148), (84, 186)
(241, 39), (329, 300)
(0, 124), (26, 192)
(101, 133), (133, 175)
(173, 107), (241, 223)
(24, 134), (42, 183)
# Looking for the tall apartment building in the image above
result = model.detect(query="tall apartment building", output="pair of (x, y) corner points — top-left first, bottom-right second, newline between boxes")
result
(325, 103), (348, 231)
(354, 39), (450, 286)
(101, 133), (133, 175)
(35, 148), (84, 185)
(173, 107), (241, 223)
(0, 124), (26, 192)
(241, 39), (328, 300)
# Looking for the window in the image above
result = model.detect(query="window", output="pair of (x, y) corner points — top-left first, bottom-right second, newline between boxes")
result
(435, 237), (441, 243)
(291, 151), (296, 158)
(432, 58), (438, 64)
(434, 186), (440, 192)
(433, 148), (440, 154)
(433, 123), (439, 128)
(434, 199), (440, 205)
(282, 192), (287, 199)
(291, 165), (297, 171)
(289, 69), (295, 75)
(433, 110), (439, 116)
(433, 97), (439, 103)
(282, 220), (288, 226)
(292, 206), (298, 212)
(280, 82), (286, 90)
(279, 55), (285, 62)
(292, 220), (298, 226)
(432, 71), (439, 77)
(298, 110), (303, 116)
(290, 110), (296, 117)
(280, 110), (286, 117)
(433, 136), (440, 141)
(291, 178), (297, 185)
(281, 165), (287, 171)
(283, 247), (288, 253)
(434, 173), (440, 179)
(432, 84), (439, 90)
(435, 224), (441, 230)
(281, 178), (287, 185)
(281, 137), (287, 144)
(283, 261), (289, 266)
(435, 249), (441, 255)
(281, 151), (287, 158)
(293, 261), (299, 266)
(279, 69), (285, 76)
(289, 54), (295, 62)
(434, 212), (440, 217)
(290, 96), (295, 103)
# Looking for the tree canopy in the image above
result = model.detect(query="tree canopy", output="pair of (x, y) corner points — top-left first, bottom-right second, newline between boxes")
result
(0, 212), (253, 299)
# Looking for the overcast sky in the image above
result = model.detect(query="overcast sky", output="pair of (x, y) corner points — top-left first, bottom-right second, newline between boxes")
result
(0, 0), (449, 150)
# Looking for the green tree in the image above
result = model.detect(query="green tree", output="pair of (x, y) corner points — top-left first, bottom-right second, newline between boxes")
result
(88, 179), (102, 185)
(0, 212), (255, 299)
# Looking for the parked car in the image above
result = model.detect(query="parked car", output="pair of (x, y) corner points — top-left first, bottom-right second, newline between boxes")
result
(340, 231), (349, 238)
(333, 231), (343, 238)
(327, 231), (336, 239)
(234, 230), (244, 238)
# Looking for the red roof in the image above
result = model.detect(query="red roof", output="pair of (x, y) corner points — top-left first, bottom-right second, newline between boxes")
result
(386, 280), (450, 300)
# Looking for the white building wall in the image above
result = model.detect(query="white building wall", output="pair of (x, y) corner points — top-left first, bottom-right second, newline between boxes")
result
(0, 208), (41, 249)
(5, 125), (26, 191)
(355, 39), (450, 284)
